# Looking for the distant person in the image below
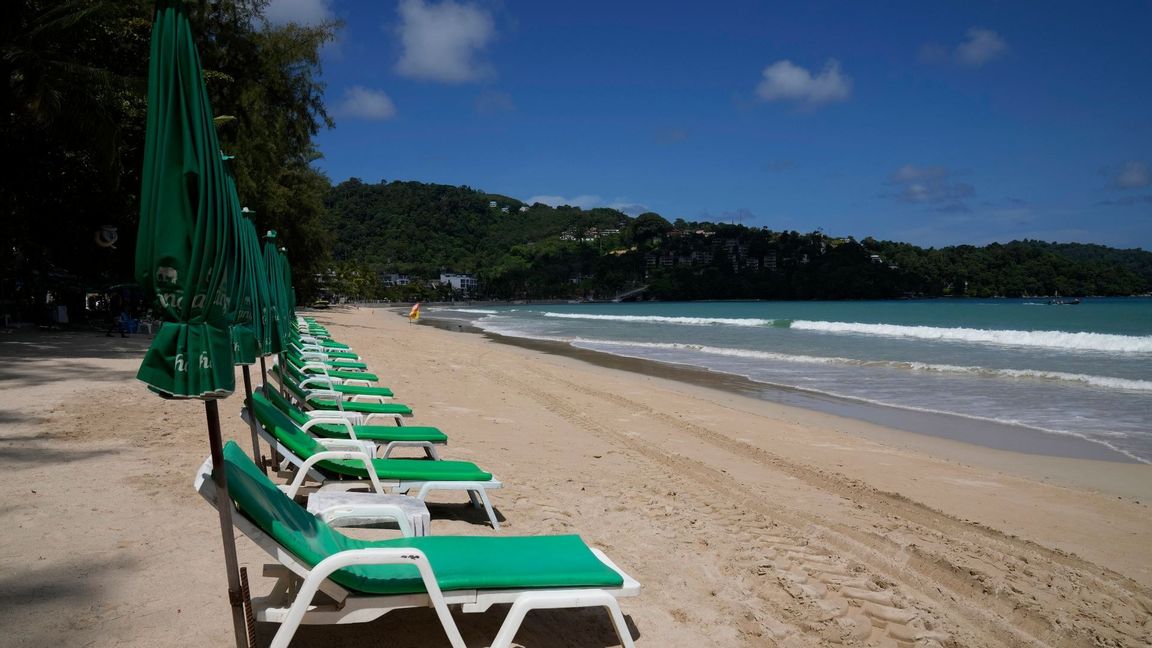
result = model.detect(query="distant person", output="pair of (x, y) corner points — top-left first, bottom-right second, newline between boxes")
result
(105, 308), (130, 338)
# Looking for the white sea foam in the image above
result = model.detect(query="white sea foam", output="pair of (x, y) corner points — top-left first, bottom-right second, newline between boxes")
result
(790, 320), (1152, 353)
(541, 312), (776, 327)
(570, 340), (1152, 392)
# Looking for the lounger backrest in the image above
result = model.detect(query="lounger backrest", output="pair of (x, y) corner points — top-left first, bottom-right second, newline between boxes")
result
(222, 441), (352, 566)
(250, 391), (324, 458)
(261, 384), (312, 427)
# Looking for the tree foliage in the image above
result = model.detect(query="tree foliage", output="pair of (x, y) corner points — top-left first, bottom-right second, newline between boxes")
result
(1, 0), (336, 321)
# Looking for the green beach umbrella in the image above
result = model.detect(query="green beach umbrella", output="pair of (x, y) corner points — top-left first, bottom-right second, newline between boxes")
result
(133, 2), (248, 644)
(224, 176), (273, 469)
(136, 2), (238, 399)
(263, 231), (294, 354)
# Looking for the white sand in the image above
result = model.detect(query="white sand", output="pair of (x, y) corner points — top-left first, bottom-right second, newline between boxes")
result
(1, 308), (1149, 647)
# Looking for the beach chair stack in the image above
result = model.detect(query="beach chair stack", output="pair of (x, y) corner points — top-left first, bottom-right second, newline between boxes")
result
(197, 313), (639, 648)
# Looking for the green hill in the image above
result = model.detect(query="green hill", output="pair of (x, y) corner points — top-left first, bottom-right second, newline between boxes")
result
(323, 179), (1152, 301)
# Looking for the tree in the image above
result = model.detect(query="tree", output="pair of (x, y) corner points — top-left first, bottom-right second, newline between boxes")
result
(630, 212), (672, 245)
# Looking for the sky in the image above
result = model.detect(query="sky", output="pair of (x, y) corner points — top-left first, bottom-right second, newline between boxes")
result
(264, 0), (1152, 249)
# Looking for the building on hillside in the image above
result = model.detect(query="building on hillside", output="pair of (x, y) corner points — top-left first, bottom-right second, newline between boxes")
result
(438, 273), (479, 296)
(379, 273), (411, 287)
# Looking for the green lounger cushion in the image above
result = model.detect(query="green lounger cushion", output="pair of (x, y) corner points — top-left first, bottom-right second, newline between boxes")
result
(252, 392), (482, 480)
(282, 362), (394, 398)
(283, 380), (413, 416)
(223, 441), (621, 595)
(264, 388), (448, 444)
(306, 397), (412, 416)
(285, 357), (380, 383)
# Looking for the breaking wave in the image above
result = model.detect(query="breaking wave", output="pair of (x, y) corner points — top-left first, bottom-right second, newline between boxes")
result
(789, 320), (1152, 353)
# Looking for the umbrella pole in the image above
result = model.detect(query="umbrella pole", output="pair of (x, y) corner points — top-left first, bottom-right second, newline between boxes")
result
(240, 365), (265, 474)
(259, 356), (268, 386)
(205, 400), (251, 648)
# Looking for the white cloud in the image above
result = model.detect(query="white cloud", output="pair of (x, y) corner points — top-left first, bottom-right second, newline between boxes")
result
(395, 0), (495, 83)
(262, 0), (334, 26)
(1114, 160), (1151, 189)
(954, 28), (1007, 67)
(333, 86), (397, 120)
(887, 165), (975, 212)
(755, 59), (851, 107)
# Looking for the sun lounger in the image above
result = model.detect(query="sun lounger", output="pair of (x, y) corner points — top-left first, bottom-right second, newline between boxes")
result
(279, 360), (394, 401)
(276, 373), (414, 423)
(246, 391), (502, 528)
(286, 350), (369, 371)
(294, 333), (351, 350)
(290, 340), (360, 360)
(261, 384), (446, 459)
(197, 443), (637, 648)
(283, 353), (380, 383)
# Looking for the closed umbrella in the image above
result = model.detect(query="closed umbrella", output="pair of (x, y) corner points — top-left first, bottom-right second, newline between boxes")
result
(224, 172), (271, 469)
(134, 1), (247, 644)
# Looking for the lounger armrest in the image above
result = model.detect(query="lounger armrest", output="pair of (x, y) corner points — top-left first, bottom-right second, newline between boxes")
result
(305, 387), (343, 400)
(316, 437), (377, 457)
(299, 361), (335, 375)
(304, 410), (365, 425)
(300, 416), (359, 439)
(300, 375), (339, 390)
(286, 451), (384, 499)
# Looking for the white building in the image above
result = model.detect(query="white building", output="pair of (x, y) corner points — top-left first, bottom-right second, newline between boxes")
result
(379, 273), (411, 287)
(439, 273), (479, 295)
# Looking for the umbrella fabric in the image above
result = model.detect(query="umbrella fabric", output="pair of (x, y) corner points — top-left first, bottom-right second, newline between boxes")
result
(226, 173), (266, 366)
(262, 232), (290, 354)
(135, 0), (239, 399)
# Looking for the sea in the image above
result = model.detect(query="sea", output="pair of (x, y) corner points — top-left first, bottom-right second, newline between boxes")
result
(425, 298), (1152, 464)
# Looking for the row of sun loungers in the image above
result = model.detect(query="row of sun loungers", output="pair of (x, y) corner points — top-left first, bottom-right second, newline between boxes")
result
(196, 315), (640, 647)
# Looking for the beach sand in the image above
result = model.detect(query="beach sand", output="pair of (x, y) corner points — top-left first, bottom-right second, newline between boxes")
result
(1, 307), (1150, 647)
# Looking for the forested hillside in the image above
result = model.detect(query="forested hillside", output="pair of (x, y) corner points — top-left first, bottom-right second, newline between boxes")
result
(324, 180), (1152, 301)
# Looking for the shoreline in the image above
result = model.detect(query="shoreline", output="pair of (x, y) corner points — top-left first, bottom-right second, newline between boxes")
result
(414, 312), (1140, 467)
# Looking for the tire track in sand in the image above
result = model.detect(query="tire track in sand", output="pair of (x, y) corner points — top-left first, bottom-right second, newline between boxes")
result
(482, 365), (964, 648)
(484, 362), (1151, 648)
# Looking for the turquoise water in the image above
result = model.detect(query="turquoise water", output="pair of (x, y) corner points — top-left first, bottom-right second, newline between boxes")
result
(431, 298), (1152, 462)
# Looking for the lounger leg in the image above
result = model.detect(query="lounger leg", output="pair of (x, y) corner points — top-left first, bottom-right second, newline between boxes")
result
(488, 591), (634, 648)
(475, 489), (499, 531)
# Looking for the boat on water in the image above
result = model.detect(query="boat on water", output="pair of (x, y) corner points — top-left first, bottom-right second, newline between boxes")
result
(1047, 292), (1081, 305)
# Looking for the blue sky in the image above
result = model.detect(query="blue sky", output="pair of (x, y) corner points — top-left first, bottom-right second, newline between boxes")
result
(265, 0), (1152, 249)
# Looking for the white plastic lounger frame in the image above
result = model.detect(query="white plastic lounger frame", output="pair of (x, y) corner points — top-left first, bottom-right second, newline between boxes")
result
(286, 353), (377, 388)
(290, 341), (361, 360)
(292, 372), (391, 404)
(195, 457), (638, 648)
(243, 408), (502, 529)
(276, 376), (408, 425)
(295, 412), (441, 460)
